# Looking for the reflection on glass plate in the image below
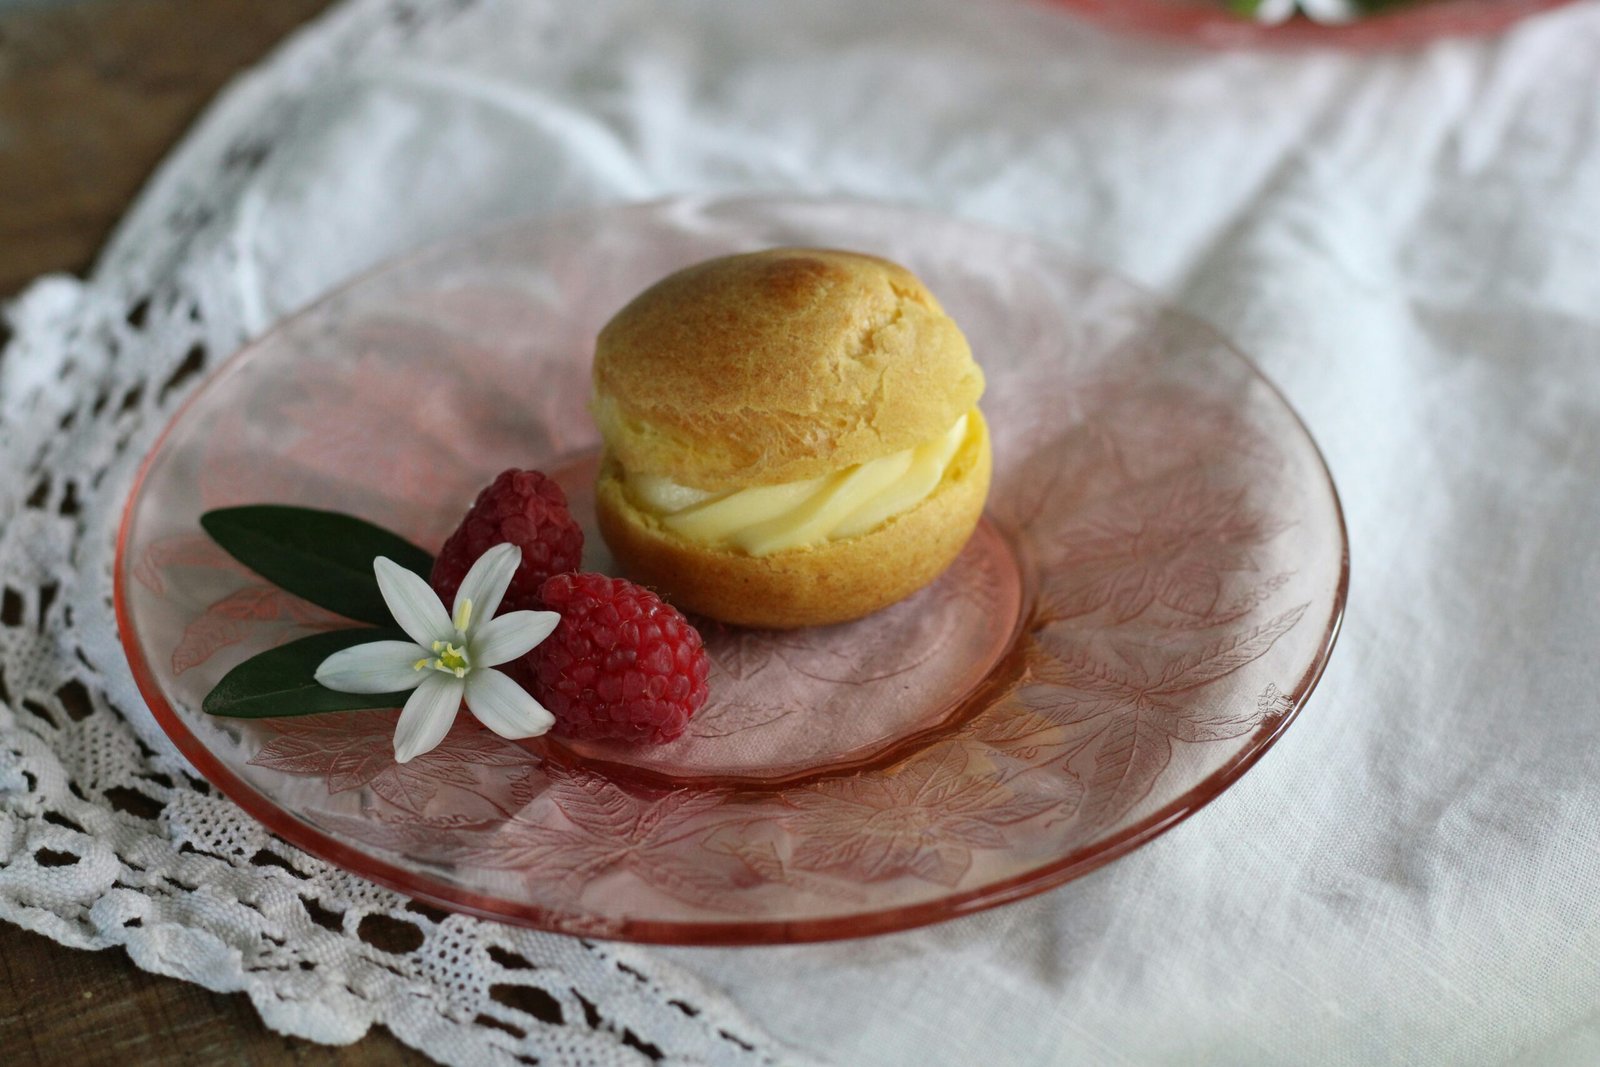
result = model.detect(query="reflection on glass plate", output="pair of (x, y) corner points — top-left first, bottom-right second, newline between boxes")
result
(116, 196), (1347, 944)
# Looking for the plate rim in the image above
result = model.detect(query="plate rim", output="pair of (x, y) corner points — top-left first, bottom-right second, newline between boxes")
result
(114, 193), (1350, 945)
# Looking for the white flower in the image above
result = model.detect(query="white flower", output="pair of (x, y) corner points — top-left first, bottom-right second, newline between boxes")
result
(314, 543), (559, 763)
(1251, 0), (1359, 24)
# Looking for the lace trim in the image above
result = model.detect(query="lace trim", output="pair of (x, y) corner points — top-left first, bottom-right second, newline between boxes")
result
(0, 0), (792, 1061)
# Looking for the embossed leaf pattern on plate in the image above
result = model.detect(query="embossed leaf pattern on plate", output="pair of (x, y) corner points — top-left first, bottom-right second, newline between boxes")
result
(1022, 604), (1309, 827)
(783, 744), (1076, 887)
(1038, 475), (1284, 626)
(449, 769), (760, 910)
(172, 584), (348, 675)
(249, 713), (529, 815)
(120, 198), (1345, 940)
(134, 532), (241, 595)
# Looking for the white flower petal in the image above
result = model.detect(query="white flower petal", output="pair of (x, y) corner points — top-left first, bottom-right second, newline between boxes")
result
(315, 641), (428, 693)
(464, 668), (555, 740)
(1253, 0), (1295, 23)
(374, 556), (452, 647)
(1300, 0), (1357, 23)
(452, 543), (522, 631)
(393, 674), (462, 763)
(470, 610), (560, 667)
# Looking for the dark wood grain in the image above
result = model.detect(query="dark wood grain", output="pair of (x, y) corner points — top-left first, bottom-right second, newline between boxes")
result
(0, 923), (430, 1065)
(0, 1), (430, 1062)
(0, 0), (333, 296)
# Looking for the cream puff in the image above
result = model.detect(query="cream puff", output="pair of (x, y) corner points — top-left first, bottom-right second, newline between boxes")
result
(592, 247), (991, 629)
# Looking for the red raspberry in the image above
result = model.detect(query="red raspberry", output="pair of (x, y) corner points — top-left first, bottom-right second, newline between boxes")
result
(431, 469), (583, 613)
(522, 572), (710, 744)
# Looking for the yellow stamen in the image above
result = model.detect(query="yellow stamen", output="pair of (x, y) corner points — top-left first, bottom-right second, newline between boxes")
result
(412, 657), (429, 671)
(454, 597), (473, 634)
(429, 642), (470, 678)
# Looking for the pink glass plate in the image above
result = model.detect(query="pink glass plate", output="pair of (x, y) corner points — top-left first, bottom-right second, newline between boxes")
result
(1047, 0), (1578, 47)
(116, 196), (1348, 944)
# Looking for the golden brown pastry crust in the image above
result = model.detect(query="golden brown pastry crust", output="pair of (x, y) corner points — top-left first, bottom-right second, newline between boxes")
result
(595, 411), (993, 629)
(593, 248), (984, 492)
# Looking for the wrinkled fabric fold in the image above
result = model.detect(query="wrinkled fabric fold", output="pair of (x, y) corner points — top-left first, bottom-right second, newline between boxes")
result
(9, 0), (1598, 1064)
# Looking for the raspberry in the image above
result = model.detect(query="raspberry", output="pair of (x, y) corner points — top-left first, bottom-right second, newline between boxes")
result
(521, 572), (710, 744)
(431, 469), (584, 613)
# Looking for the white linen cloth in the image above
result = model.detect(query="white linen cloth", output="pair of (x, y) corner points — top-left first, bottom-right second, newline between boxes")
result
(4, 0), (1599, 1063)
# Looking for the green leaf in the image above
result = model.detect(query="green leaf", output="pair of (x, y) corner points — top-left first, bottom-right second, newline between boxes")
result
(201, 505), (434, 625)
(203, 628), (416, 718)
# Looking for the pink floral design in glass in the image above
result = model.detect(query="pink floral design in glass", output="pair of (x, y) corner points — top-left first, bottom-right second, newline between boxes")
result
(116, 197), (1347, 943)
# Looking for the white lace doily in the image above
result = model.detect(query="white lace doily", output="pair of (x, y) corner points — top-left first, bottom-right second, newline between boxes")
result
(10, 0), (1600, 1062)
(0, 1), (797, 1062)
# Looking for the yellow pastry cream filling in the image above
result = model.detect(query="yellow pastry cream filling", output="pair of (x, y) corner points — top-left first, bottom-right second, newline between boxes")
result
(623, 410), (981, 557)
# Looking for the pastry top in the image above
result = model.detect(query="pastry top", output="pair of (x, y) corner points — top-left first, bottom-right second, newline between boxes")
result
(592, 248), (984, 492)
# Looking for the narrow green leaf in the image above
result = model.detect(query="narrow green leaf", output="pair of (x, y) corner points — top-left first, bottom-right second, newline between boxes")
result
(203, 628), (415, 718)
(201, 505), (434, 625)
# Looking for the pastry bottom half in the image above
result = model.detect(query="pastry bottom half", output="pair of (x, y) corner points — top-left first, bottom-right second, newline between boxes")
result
(594, 411), (993, 629)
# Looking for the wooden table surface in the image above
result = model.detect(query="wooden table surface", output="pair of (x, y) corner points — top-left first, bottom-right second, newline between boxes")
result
(0, 2), (431, 1063)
